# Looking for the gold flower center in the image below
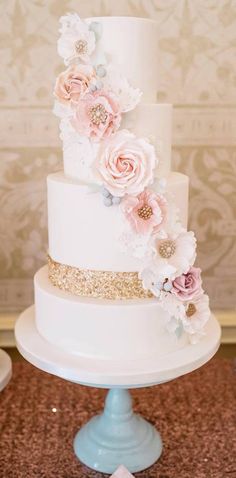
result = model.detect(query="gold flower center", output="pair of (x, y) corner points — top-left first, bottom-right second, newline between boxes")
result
(75, 39), (88, 54)
(186, 303), (197, 318)
(137, 204), (153, 220)
(158, 240), (176, 259)
(89, 104), (108, 125)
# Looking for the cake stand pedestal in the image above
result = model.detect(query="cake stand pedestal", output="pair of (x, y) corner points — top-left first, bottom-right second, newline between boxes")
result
(15, 306), (221, 474)
(74, 387), (162, 472)
(0, 349), (12, 392)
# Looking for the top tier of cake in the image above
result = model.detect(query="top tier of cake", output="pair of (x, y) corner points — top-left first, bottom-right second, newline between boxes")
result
(85, 17), (159, 102)
(56, 15), (173, 179)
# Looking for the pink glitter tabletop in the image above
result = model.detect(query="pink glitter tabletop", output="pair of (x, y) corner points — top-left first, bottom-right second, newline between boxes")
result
(0, 358), (235, 478)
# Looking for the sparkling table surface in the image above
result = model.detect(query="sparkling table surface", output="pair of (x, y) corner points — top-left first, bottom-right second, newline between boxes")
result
(0, 358), (235, 478)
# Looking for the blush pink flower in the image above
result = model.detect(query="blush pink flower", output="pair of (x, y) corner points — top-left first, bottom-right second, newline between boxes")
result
(95, 130), (156, 197)
(121, 189), (167, 235)
(71, 90), (121, 141)
(172, 266), (203, 301)
(54, 64), (95, 104)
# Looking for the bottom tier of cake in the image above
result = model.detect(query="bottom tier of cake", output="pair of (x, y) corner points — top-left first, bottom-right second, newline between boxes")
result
(35, 266), (189, 361)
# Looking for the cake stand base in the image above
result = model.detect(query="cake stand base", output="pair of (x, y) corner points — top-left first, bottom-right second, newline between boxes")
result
(0, 349), (12, 392)
(74, 388), (162, 473)
(15, 307), (221, 473)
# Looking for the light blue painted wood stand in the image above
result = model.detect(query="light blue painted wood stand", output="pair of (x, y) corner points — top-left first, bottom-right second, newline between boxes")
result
(74, 388), (162, 474)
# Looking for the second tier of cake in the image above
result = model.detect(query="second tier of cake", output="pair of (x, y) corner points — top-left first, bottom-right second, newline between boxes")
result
(47, 171), (189, 272)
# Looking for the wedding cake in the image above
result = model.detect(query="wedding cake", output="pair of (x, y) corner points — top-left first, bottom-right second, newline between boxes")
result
(34, 15), (211, 362)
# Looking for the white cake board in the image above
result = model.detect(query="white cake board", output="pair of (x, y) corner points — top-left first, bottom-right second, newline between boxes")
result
(0, 349), (12, 392)
(15, 306), (221, 388)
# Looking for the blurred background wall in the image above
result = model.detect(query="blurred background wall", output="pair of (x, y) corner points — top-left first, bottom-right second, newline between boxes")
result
(0, 0), (235, 313)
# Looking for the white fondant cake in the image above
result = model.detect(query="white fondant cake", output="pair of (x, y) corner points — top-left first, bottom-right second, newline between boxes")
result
(86, 16), (159, 101)
(47, 171), (189, 272)
(33, 14), (212, 361)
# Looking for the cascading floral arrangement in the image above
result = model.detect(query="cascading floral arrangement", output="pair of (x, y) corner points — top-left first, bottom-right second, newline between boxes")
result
(53, 13), (211, 344)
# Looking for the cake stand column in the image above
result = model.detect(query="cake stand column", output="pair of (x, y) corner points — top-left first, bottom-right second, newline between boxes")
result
(74, 387), (162, 474)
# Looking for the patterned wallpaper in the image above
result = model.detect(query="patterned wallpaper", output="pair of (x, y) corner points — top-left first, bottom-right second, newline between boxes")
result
(0, 0), (236, 311)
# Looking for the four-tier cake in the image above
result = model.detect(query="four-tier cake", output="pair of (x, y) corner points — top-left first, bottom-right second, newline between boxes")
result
(34, 15), (211, 362)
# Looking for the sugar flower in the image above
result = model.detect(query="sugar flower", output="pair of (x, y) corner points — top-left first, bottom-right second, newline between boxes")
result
(172, 266), (203, 301)
(71, 90), (121, 141)
(95, 130), (156, 197)
(160, 292), (186, 332)
(54, 64), (95, 104)
(58, 14), (96, 65)
(153, 230), (197, 279)
(182, 294), (210, 343)
(103, 65), (142, 112)
(121, 189), (167, 235)
(119, 229), (152, 259)
(53, 100), (74, 119)
(140, 262), (177, 297)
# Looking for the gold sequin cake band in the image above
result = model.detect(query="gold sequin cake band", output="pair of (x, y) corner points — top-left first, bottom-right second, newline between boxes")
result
(48, 255), (153, 300)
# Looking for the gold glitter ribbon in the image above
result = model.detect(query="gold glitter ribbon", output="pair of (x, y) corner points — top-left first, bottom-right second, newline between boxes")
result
(48, 255), (153, 300)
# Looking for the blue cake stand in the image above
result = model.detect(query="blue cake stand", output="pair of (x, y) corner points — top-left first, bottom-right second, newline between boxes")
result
(15, 306), (221, 474)
(0, 348), (12, 392)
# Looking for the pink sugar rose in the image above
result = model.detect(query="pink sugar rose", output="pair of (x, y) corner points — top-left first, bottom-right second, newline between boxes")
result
(122, 189), (167, 235)
(172, 266), (203, 301)
(95, 130), (156, 197)
(71, 90), (121, 141)
(54, 64), (95, 104)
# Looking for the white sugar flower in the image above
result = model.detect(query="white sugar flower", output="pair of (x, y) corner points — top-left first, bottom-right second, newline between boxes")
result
(59, 117), (99, 183)
(58, 14), (96, 65)
(53, 100), (73, 119)
(182, 294), (210, 343)
(59, 13), (80, 35)
(59, 116), (83, 143)
(103, 65), (142, 112)
(119, 230), (151, 259)
(140, 267), (162, 297)
(152, 230), (197, 279)
(139, 263), (176, 297)
(59, 117), (76, 142)
(160, 292), (186, 333)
